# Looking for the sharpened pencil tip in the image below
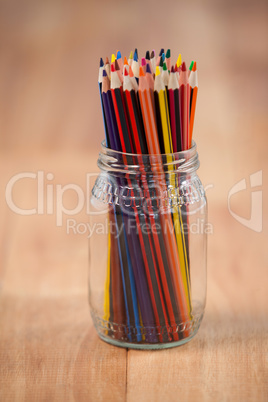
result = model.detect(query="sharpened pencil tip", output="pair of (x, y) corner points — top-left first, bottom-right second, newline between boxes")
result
(189, 61), (194, 71)
(133, 51), (138, 62)
(100, 57), (104, 67)
(139, 66), (145, 77)
(162, 53), (165, 61)
(116, 50), (122, 59)
(192, 61), (197, 71)
(155, 66), (161, 77)
(141, 57), (146, 66)
(129, 65), (134, 77)
(114, 59), (120, 70)
(159, 48), (164, 56)
(163, 62), (167, 71)
(111, 54), (116, 63)
(134, 48), (138, 59)
(129, 50), (133, 59)
(166, 49), (171, 58)
(181, 61), (186, 71)
(124, 56), (128, 65)
(159, 57), (163, 67)
(145, 50), (150, 60)
(176, 54), (182, 67)
(103, 69), (107, 77)
(171, 65), (174, 73)
(146, 63), (151, 74)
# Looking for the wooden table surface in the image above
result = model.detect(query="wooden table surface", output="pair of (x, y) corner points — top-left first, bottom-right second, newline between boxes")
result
(0, 1), (267, 401)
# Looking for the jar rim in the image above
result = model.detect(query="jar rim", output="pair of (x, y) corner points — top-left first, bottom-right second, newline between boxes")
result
(98, 140), (199, 174)
(101, 140), (197, 159)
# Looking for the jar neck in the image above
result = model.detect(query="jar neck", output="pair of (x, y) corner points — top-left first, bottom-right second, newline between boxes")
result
(97, 141), (200, 175)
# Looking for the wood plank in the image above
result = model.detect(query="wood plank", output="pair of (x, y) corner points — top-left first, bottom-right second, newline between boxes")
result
(0, 296), (126, 402)
(127, 209), (268, 402)
(0, 151), (127, 401)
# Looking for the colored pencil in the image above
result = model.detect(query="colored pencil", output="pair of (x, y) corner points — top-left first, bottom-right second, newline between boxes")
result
(189, 61), (198, 148)
(179, 62), (190, 151)
(98, 58), (109, 147)
(98, 50), (199, 344)
(165, 48), (171, 72)
(150, 50), (156, 73)
(132, 51), (140, 80)
(128, 50), (133, 66)
(168, 66), (181, 152)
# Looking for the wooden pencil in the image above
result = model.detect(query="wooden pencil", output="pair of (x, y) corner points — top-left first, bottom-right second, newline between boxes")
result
(189, 61), (198, 148)
(168, 66), (181, 152)
(179, 62), (190, 150)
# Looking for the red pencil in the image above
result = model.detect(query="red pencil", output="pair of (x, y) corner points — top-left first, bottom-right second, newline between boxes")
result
(110, 64), (133, 153)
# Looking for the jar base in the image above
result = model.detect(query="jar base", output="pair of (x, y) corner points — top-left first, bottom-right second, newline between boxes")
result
(91, 310), (204, 350)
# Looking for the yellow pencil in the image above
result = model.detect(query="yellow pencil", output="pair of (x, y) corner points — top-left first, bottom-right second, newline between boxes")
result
(154, 66), (192, 313)
(103, 227), (111, 322)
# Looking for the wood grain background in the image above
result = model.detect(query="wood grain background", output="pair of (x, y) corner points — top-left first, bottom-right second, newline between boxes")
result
(0, 0), (267, 400)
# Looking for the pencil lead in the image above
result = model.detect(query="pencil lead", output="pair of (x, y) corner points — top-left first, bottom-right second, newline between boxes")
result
(129, 65), (134, 77)
(171, 65), (174, 73)
(139, 66), (145, 77)
(163, 62), (167, 71)
(192, 61), (197, 71)
(166, 49), (171, 58)
(100, 57), (104, 67)
(133, 51), (138, 62)
(124, 56), (128, 65)
(111, 54), (116, 63)
(155, 66), (161, 77)
(159, 57), (163, 67)
(189, 61), (194, 71)
(159, 48), (164, 56)
(129, 50), (133, 60)
(162, 53), (165, 62)
(134, 48), (138, 59)
(176, 54), (182, 67)
(116, 50), (122, 60)
(181, 61), (186, 71)
(105, 56), (109, 64)
(103, 69), (107, 77)
(150, 50), (154, 58)
(141, 57), (146, 66)
(146, 63), (151, 74)
(114, 59), (120, 71)
(145, 50), (150, 60)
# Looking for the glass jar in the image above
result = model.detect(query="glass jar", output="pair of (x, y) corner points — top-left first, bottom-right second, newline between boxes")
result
(89, 141), (207, 349)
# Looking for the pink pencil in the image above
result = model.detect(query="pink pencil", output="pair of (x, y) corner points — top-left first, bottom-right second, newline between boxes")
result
(179, 62), (190, 150)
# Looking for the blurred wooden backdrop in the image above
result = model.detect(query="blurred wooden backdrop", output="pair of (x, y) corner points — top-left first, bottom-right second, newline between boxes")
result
(0, 0), (267, 400)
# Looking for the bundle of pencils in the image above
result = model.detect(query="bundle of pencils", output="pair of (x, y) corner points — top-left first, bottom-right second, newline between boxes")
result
(98, 48), (198, 344)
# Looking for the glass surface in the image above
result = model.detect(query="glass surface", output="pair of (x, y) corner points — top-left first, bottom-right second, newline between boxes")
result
(89, 142), (207, 349)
